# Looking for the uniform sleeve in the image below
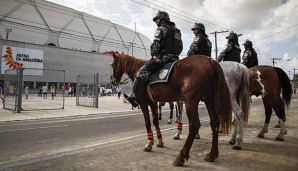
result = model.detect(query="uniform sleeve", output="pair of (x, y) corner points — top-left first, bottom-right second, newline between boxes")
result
(241, 51), (249, 66)
(150, 27), (163, 57)
(187, 37), (199, 56)
(218, 44), (232, 62)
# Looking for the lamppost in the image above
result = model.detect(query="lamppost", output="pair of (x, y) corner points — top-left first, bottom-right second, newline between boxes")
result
(280, 59), (291, 68)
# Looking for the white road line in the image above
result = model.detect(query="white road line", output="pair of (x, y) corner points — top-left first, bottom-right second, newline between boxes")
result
(0, 125), (69, 133)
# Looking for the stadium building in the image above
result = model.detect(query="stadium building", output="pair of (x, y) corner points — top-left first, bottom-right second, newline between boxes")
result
(0, 0), (151, 92)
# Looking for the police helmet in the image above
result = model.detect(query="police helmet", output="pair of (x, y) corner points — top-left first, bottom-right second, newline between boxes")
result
(226, 31), (238, 40)
(243, 39), (253, 48)
(153, 10), (170, 21)
(191, 23), (205, 31)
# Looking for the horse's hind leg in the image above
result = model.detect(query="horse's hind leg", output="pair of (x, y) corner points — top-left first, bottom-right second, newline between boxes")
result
(257, 98), (272, 138)
(173, 101), (200, 166)
(204, 100), (219, 162)
(150, 102), (164, 147)
(229, 101), (243, 150)
(273, 98), (287, 141)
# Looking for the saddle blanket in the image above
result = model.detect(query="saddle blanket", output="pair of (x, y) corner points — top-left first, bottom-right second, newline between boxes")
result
(148, 61), (178, 85)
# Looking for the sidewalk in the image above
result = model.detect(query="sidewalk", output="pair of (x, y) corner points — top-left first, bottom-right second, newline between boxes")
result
(0, 95), (138, 122)
(0, 95), (264, 122)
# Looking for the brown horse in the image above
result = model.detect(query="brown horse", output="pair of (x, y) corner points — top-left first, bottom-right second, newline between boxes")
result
(110, 52), (232, 166)
(249, 66), (292, 141)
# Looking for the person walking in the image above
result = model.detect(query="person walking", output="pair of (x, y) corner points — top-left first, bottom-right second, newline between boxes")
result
(42, 84), (48, 99)
(124, 10), (183, 107)
(116, 86), (122, 99)
(25, 85), (29, 99)
(50, 84), (56, 100)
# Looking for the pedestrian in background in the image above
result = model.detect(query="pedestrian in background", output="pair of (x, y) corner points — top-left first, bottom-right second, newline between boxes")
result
(50, 84), (56, 100)
(116, 86), (122, 99)
(25, 85), (29, 99)
(42, 84), (48, 99)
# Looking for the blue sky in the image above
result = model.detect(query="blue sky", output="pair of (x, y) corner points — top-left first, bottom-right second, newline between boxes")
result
(47, 0), (298, 78)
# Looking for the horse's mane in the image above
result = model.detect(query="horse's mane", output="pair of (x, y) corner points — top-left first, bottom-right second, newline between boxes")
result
(115, 52), (146, 78)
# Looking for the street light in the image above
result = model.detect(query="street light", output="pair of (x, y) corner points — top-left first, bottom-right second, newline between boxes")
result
(280, 59), (291, 68)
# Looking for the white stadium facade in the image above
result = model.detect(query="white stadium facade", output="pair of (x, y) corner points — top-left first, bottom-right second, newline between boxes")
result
(0, 0), (152, 92)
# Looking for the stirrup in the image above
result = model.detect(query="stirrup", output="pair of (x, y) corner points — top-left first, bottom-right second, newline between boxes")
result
(123, 94), (139, 108)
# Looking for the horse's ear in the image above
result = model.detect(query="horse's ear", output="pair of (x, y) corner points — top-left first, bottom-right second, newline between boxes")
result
(112, 51), (118, 60)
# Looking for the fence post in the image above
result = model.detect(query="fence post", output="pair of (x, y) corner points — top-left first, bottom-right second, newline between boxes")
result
(95, 73), (99, 108)
(16, 68), (24, 113)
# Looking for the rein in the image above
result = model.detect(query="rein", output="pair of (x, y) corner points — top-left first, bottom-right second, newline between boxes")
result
(118, 70), (138, 85)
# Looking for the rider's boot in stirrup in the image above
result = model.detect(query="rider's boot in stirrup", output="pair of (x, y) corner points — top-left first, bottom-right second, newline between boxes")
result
(123, 73), (147, 108)
(123, 93), (139, 108)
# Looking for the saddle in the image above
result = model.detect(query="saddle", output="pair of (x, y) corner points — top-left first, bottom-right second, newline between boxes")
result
(148, 61), (178, 85)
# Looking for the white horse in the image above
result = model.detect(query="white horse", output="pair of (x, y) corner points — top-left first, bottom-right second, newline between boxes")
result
(172, 61), (250, 150)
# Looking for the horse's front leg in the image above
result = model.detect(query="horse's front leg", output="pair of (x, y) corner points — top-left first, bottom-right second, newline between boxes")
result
(173, 101), (184, 140)
(150, 102), (164, 147)
(140, 104), (154, 152)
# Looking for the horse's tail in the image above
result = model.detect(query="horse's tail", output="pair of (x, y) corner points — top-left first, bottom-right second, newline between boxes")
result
(274, 67), (292, 110)
(238, 64), (250, 126)
(210, 60), (232, 134)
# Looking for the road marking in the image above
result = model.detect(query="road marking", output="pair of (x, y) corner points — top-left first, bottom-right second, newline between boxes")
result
(0, 125), (69, 133)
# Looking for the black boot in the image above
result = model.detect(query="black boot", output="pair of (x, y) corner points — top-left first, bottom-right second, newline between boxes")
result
(123, 93), (139, 108)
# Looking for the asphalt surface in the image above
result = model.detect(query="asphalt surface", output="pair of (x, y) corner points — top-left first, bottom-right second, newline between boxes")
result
(0, 95), (297, 170)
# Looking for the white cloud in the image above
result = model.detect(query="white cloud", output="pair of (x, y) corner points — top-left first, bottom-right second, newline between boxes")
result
(47, 0), (297, 71)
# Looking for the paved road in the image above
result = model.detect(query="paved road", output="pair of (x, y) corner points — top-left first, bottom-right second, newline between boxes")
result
(0, 102), (211, 169)
(1, 97), (297, 170)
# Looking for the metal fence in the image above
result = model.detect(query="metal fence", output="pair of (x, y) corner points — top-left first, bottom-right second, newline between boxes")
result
(3, 69), (18, 111)
(3, 68), (65, 112)
(76, 73), (98, 108)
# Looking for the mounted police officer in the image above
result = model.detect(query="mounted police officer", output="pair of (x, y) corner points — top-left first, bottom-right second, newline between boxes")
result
(241, 39), (258, 68)
(124, 10), (183, 107)
(218, 31), (241, 63)
(187, 23), (212, 56)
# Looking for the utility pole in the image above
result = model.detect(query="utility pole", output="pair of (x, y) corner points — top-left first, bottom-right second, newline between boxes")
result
(271, 58), (281, 67)
(5, 28), (12, 40)
(210, 30), (228, 60)
(294, 68), (297, 94)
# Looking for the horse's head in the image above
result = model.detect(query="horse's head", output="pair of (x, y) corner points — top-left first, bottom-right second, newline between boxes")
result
(110, 52), (124, 85)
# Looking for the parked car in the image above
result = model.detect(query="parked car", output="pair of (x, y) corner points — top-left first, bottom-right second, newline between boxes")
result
(100, 87), (113, 96)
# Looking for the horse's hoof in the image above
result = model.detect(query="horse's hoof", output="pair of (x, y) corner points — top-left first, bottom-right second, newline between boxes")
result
(173, 135), (180, 140)
(143, 147), (152, 152)
(195, 134), (200, 139)
(275, 137), (284, 141)
(172, 160), (184, 167)
(204, 155), (215, 162)
(229, 140), (236, 145)
(175, 118), (178, 123)
(232, 145), (242, 150)
(156, 142), (164, 147)
(167, 119), (172, 124)
(273, 124), (280, 128)
(257, 134), (264, 138)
